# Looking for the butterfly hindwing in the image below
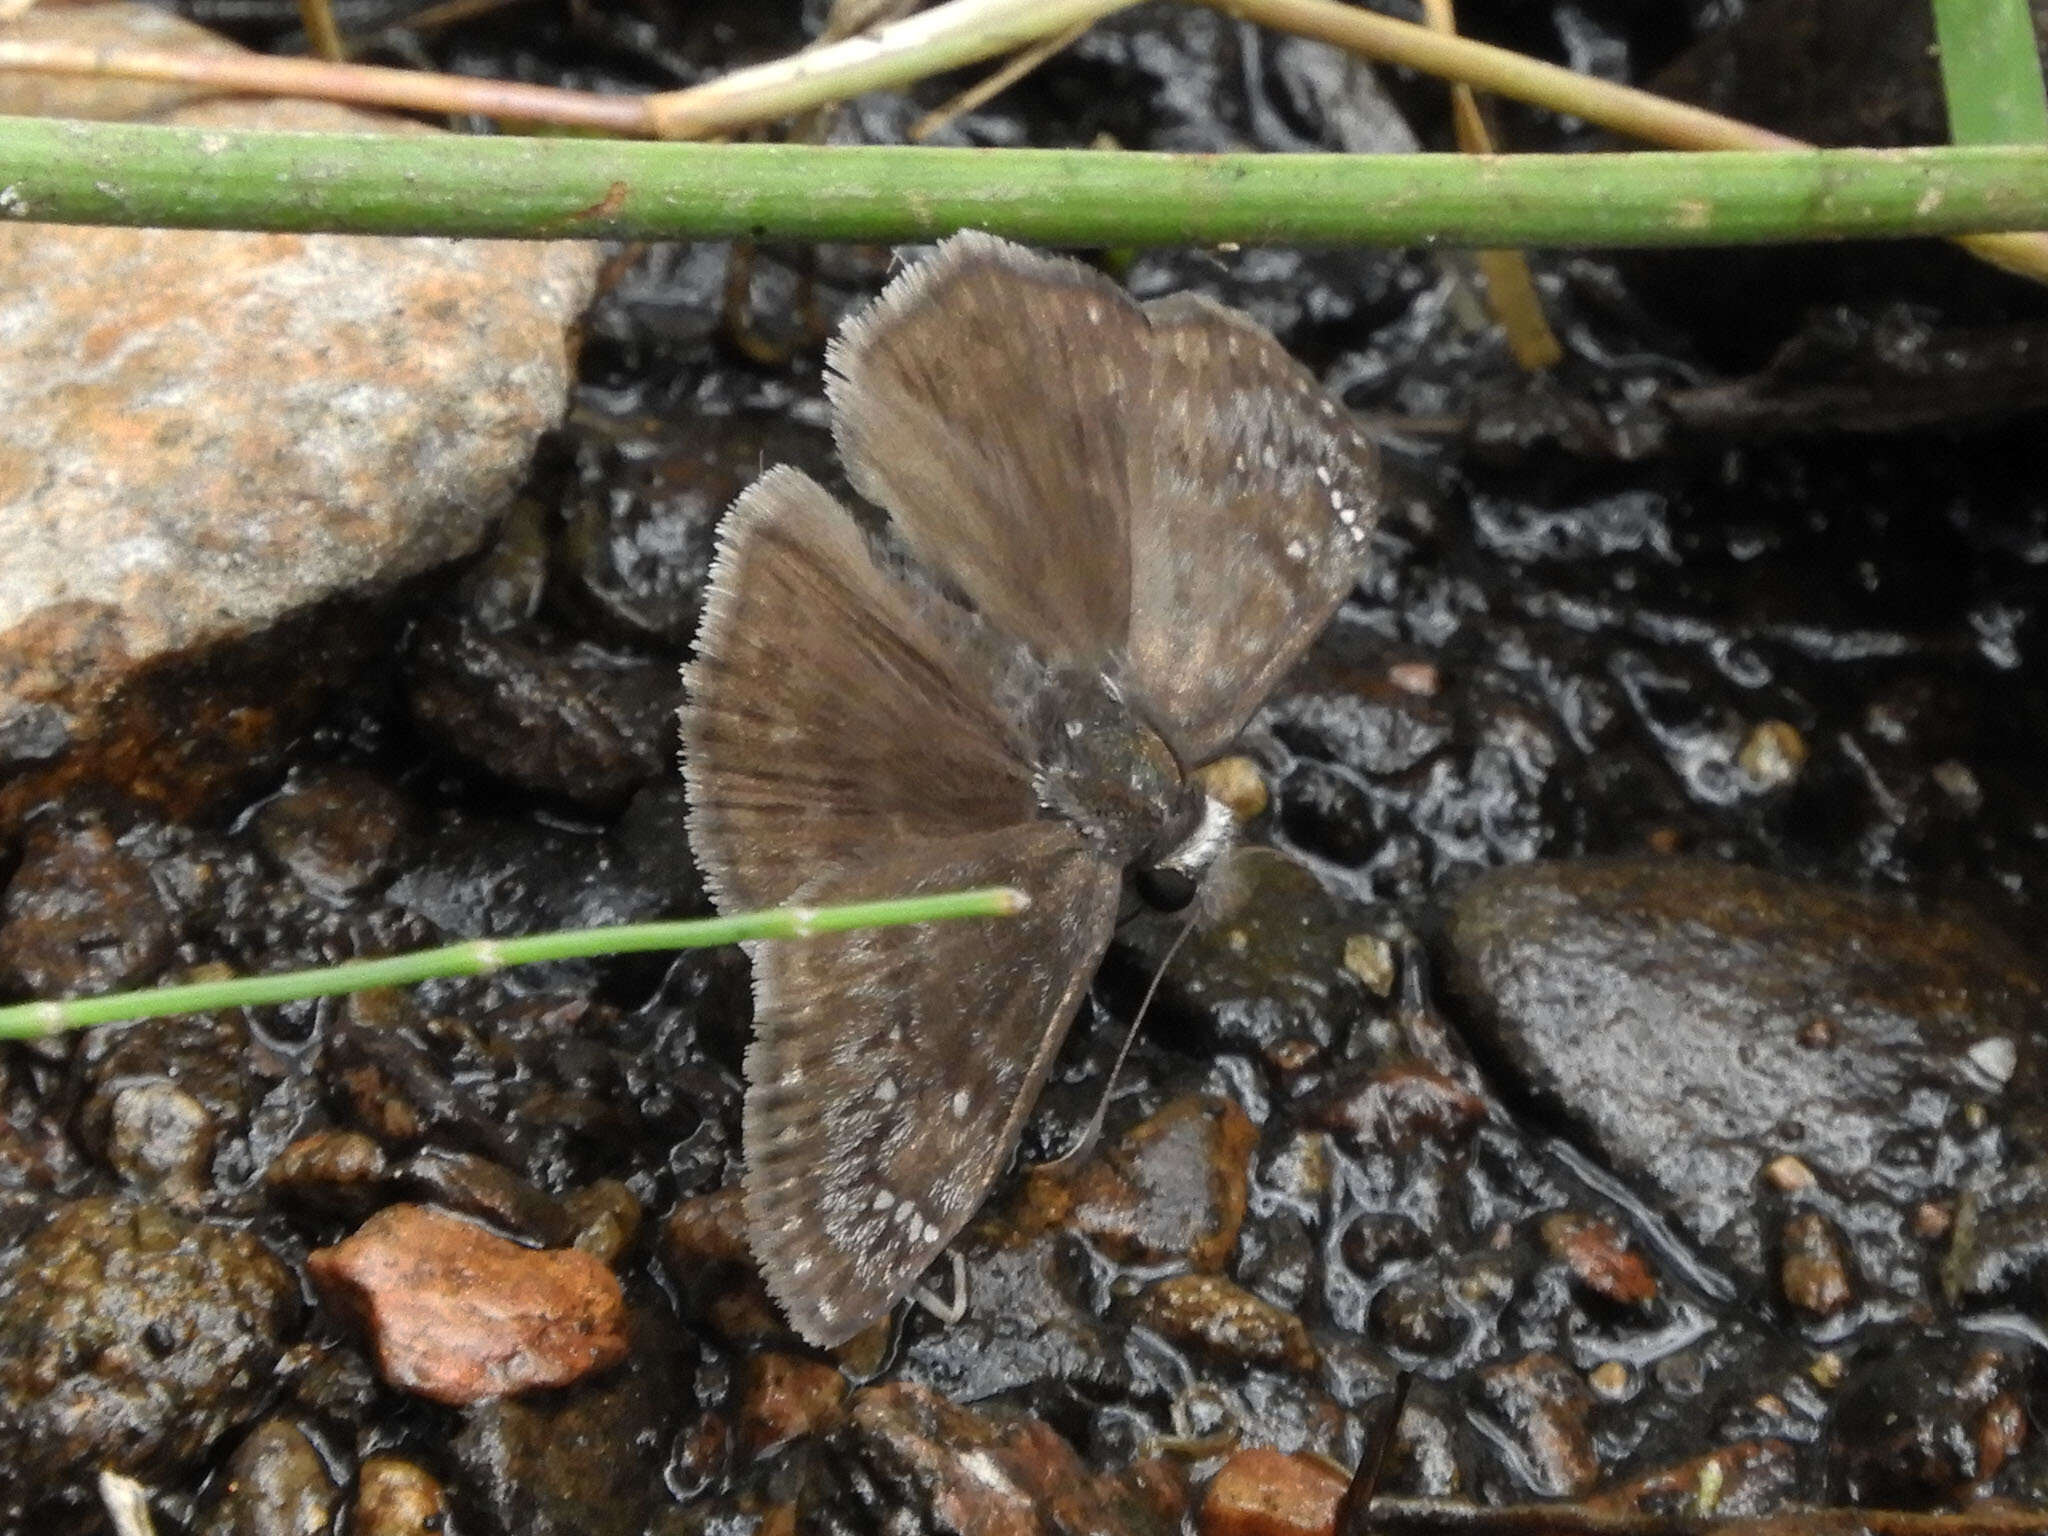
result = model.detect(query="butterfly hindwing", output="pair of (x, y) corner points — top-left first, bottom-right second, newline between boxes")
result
(1123, 291), (1382, 763)
(743, 828), (1118, 1346)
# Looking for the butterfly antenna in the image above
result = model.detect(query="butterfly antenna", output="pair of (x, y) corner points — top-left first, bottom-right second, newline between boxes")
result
(1335, 1371), (1412, 1536)
(1034, 905), (1203, 1172)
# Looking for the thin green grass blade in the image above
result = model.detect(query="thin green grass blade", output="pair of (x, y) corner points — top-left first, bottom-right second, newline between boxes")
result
(1932, 0), (2048, 145)
(0, 885), (1028, 1039)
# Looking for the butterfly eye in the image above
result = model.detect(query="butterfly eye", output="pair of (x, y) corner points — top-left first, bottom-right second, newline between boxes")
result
(1134, 863), (1200, 913)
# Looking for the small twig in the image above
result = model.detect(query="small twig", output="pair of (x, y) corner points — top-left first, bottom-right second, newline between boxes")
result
(1361, 1500), (2048, 1536)
(908, 17), (1093, 142)
(0, 40), (655, 132)
(296, 0), (347, 61)
(97, 1473), (158, 1536)
(1336, 1371), (1414, 1535)
(643, 0), (1140, 139)
(375, 0), (534, 38)
(1200, 0), (2048, 287)
(1418, 0), (1560, 371)
(0, 886), (1028, 1039)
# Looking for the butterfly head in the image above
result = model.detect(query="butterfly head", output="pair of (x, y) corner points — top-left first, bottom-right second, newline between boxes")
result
(1133, 791), (1236, 913)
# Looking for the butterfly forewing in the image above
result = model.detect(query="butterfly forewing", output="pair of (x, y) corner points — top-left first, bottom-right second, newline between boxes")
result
(826, 232), (1144, 671)
(683, 465), (1040, 912)
(744, 829), (1117, 1346)
(1123, 292), (1382, 763)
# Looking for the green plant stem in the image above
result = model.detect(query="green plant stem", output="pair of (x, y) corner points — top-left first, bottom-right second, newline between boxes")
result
(3, 120), (2047, 250)
(1204, 0), (2048, 282)
(0, 886), (1027, 1039)
(1931, 0), (2048, 146)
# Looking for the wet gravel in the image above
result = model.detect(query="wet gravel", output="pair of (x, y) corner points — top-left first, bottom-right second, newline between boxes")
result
(2, 0), (2047, 1530)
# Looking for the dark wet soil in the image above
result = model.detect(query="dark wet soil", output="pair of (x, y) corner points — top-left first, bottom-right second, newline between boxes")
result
(4, 0), (2048, 1531)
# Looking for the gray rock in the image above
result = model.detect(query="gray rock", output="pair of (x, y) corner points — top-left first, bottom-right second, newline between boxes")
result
(1441, 859), (2047, 1292)
(0, 8), (597, 836)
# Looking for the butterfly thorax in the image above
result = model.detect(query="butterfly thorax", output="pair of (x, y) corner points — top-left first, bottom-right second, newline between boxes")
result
(1028, 668), (1206, 871)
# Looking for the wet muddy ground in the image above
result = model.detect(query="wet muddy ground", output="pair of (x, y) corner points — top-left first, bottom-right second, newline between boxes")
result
(3, 0), (2048, 1531)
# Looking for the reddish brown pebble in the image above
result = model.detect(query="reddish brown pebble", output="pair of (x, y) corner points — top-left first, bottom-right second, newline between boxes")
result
(1311, 1063), (1486, 1154)
(1979, 1392), (2027, 1481)
(739, 1351), (849, 1454)
(1645, 826), (1685, 856)
(1912, 1201), (1955, 1241)
(659, 1187), (782, 1342)
(1200, 1447), (1346, 1536)
(1031, 1095), (1256, 1273)
(1135, 1273), (1320, 1375)
(1779, 1210), (1855, 1318)
(265, 1129), (390, 1211)
(1538, 1211), (1658, 1308)
(307, 1203), (627, 1405)
(1387, 661), (1440, 697)
(1796, 1016), (1839, 1050)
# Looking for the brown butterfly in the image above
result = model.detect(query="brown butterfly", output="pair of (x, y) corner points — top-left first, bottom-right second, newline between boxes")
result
(680, 233), (1380, 1346)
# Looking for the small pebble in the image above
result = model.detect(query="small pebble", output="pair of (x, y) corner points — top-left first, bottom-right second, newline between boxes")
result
(1309, 1063), (1486, 1154)
(1387, 661), (1440, 696)
(738, 1352), (848, 1454)
(1796, 1016), (1839, 1050)
(308, 1203), (628, 1405)
(1537, 1211), (1658, 1308)
(1199, 1447), (1345, 1536)
(1474, 1352), (1600, 1497)
(1738, 719), (1807, 790)
(1911, 1200), (1954, 1241)
(1965, 1035), (2017, 1089)
(1931, 759), (1982, 812)
(1779, 1210), (1855, 1318)
(102, 1082), (216, 1204)
(1763, 1155), (1816, 1192)
(202, 1419), (336, 1536)
(659, 1188), (782, 1343)
(1194, 755), (1270, 822)
(1032, 1095), (1255, 1273)
(351, 1456), (449, 1536)
(265, 1130), (390, 1213)
(1645, 826), (1685, 855)
(1134, 1273), (1319, 1375)
(1808, 1351), (1845, 1390)
(1588, 1361), (1632, 1401)
(1341, 933), (1396, 996)
(564, 1179), (643, 1265)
